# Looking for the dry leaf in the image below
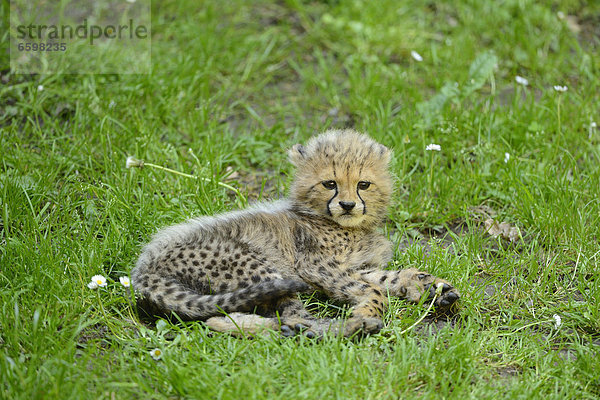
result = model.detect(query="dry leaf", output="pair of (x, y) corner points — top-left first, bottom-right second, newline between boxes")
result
(565, 15), (581, 34)
(224, 166), (240, 181)
(484, 218), (520, 242)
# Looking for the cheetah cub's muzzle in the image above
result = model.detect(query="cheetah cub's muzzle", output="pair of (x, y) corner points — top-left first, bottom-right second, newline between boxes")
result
(322, 180), (370, 227)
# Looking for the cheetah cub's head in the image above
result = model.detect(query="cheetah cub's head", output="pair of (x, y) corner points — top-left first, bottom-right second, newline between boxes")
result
(288, 129), (393, 228)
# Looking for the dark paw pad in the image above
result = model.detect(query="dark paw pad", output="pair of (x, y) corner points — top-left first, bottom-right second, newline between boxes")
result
(280, 325), (295, 337)
(304, 330), (316, 339)
(281, 322), (317, 338)
(294, 323), (310, 332)
(439, 291), (460, 307)
(423, 282), (460, 308)
(294, 323), (317, 339)
(423, 283), (437, 299)
(440, 283), (452, 292)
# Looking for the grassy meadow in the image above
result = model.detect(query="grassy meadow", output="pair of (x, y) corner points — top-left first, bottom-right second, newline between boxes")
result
(1, 0), (600, 398)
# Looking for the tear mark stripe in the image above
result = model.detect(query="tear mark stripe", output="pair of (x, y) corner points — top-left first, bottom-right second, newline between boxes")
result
(326, 188), (338, 216)
(357, 186), (366, 215)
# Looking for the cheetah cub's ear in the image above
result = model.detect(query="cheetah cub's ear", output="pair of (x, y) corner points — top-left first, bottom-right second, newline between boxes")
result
(288, 144), (306, 166)
(377, 143), (392, 165)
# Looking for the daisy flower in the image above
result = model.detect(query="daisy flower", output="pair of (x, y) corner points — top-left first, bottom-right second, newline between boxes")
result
(515, 76), (528, 86)
(410, 50), (423, 62)
(126, 156), (144, 169)
(504, 153), (510, 163)
(553, 85), (568, 92)
(37, 85), (44, 92)
(553, 314), (562, 329)
(150, 348), (163, 360)
(119, 276), (131, 287)
(90, 275), (107, 288)
(425, 143), (441, 151)
(87, 281), (99, 289)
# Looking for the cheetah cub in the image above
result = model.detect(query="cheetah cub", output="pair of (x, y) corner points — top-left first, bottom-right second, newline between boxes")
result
(131, 129), (459, 337)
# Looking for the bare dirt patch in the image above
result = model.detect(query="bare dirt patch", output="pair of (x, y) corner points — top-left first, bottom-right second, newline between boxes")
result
(77, 323), (111, 349)
(574, 14), (600, 50)
(225, 167), (287, 202)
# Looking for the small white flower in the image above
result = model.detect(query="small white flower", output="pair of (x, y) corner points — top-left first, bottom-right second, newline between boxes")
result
(591, 122), (597, 128)
(37, 85), (44, 92)
(553, 314), (562, 329)
(515, 76), (528, 86)
(87, 281), (99, 290)
(119, 276), (130, 287)
(91, 275), (107, 288)
(553, 85), (568, 92)
(504, 152), (510, 163)
(150, 348), (163, 360)
(411, 50), (423, 62)
(126, 156), (144, 169)
(425, 143), (441, 151)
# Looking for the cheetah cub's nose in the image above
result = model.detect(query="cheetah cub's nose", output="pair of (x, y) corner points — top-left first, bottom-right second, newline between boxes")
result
(339, 201), (356, 211)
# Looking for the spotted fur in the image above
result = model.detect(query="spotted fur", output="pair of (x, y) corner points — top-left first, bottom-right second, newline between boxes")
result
(131, 129), (460, 337)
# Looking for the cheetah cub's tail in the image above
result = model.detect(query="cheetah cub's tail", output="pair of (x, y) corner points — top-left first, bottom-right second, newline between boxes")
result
(132, 272), (309, 320)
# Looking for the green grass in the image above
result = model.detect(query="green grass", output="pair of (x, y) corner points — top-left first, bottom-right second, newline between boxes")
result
(1, 0), (600, 398)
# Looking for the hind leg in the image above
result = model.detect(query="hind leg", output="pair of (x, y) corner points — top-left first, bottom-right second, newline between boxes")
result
(204, 310), (316, 338)
(204, 296), (316, 338)
(205, 313), (279, 337)
(204, 298), (319, 338)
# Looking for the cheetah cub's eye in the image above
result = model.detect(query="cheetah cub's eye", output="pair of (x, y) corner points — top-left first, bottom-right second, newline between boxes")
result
(322, 180), (337, 190)
(357, 181), (371, 190)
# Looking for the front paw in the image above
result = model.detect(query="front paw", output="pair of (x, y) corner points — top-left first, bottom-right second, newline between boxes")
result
(424, 281), (460, 308)
(404, 271), (460, 308)
(343, 316), (383, 337)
